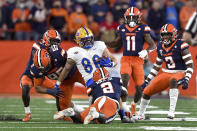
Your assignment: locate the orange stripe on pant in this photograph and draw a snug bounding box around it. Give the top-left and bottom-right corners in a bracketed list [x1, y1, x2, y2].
[144, 72, 185, 96]
[80, 96, 118, 123]
[120, 56, 144, 86]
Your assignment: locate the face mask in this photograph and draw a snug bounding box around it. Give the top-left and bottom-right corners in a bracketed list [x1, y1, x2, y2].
[19, 4, 25, 9]
[129, 21, 136, 27]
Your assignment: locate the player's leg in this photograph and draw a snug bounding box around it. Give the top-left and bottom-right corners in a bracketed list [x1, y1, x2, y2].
[20, 75, 33, 122]
[131, 63, 144, 116]
[168, 73, 185, 119]
[120, 56, 132, 117]
[138, 73, 170, 119]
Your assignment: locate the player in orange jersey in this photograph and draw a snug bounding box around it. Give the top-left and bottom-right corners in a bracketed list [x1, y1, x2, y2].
[137, 24, 193, 119]
[105, 7, 156, 117]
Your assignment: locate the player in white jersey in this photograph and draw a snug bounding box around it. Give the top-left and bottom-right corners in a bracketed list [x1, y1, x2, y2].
[54, 26, 117, 89]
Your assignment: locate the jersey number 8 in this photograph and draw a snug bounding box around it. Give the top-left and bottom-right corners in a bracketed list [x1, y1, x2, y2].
[81, 54, 100, 73]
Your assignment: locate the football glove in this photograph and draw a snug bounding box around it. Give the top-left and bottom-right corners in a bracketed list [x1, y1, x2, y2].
[46, 87, 64, 97]
[177, 77, 189, 90]
[138, 50, 148, 59]
[141, 80, 149, 89]
[99, 57, 114, 67]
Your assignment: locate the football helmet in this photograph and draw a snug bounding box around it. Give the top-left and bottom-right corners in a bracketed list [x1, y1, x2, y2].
[93, 67, 110, 82]
[42, 30, 61, 48]
[124, 7, 141, 27]
[34, 49, 51, 72]
[75, 26, 94, 49]
[160, 24, 177, 46]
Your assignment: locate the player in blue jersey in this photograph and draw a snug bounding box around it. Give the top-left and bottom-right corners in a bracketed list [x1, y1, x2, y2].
[105, 7, 156, 116]
[137, 24, 194, 119]
[54, 67, 135, 124]
[20, 30, 84, 121]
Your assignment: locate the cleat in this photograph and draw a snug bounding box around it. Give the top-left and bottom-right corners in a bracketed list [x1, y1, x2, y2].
[54, 111, 64, 120]
[63, 108, 75, 117]
[135, 114, 145, 120]
[121, 116, 135, 123]
[22, 113, 32, 122]
[167, 112, 175, 119]
[125, 112, 131, 119]
[54, 108, 75, 120]
[131, 102, 137, 116]
[84, 107, 98, 124]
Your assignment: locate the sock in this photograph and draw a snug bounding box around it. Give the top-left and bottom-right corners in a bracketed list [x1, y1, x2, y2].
[24, 106, 31, 114]
[118, 109, 126, 119]
[73, 104, 84, 113]
[138, 98, 150, 116]
[169, 88, 179, 114]
[122, 102, 129, 112]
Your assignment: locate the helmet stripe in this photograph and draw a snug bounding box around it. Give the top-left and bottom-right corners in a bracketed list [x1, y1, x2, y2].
[130, 7, 134, 15]
[83, 27, 89, 36]
[163, 24, 168, 32]
[37, 49, 43, 68]
[98, 67, 105, 79]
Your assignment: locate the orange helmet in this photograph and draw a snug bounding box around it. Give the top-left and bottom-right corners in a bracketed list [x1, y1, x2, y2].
[124, 7, 141, 27]
[42, 30, 61, 48]
[34, 49, 51, 72]
[93, 67, 110, 82]
[160, 24, 177, 46]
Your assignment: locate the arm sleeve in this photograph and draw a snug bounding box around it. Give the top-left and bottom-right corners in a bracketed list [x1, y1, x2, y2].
[144, 25, 151, 34]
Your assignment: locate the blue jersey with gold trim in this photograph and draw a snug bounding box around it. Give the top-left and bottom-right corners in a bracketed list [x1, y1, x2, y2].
[117, 24, 151, 56]
[157, 40, 189, 70]
[91, 77, 121, 102]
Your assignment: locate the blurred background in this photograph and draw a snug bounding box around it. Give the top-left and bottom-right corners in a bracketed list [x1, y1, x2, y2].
[0, 0, 197, 97]
[0, 0, 196, 41]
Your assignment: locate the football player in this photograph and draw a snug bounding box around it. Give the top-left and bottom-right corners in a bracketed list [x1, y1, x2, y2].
[20, 30, 84, 121]
[54, 67, 135, 124]
[137, 24, 194, 119]
[54, 26, 117, 91]
[105, 7, 156, 116]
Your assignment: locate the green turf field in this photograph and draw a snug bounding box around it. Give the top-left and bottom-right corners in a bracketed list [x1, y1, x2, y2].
[0, 97, 197, 131]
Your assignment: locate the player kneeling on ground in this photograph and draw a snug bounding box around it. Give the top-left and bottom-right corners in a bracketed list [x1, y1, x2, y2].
[137, 24, 194, 120]
[54, 67, 135, 124]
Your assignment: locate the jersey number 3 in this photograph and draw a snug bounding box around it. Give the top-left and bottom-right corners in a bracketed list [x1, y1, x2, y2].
[126, 36, 136, 51]
[100, 82, 114, 93]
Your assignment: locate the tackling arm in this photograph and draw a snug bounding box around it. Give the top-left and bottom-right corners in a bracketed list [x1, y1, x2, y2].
[56, 58, 76, 85]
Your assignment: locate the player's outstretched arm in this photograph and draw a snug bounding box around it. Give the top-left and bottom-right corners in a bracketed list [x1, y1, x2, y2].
[144, 33, 156, 53]
[55, 58, 76, 87]
[102, 48, 117, 67]
[105, 34, 122, 48]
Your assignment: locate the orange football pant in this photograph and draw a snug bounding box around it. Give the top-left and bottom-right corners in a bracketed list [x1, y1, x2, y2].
[120, 56, 144, 86]
[144, 72, 185, 96]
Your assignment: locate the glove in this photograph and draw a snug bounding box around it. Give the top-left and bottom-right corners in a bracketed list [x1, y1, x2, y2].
[141, 80, 149, 89]
[99, 57, 114, 67]
[46, 87, 64, 97]
[138, 50, 148, 59]
[177, 78, 189, 90]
